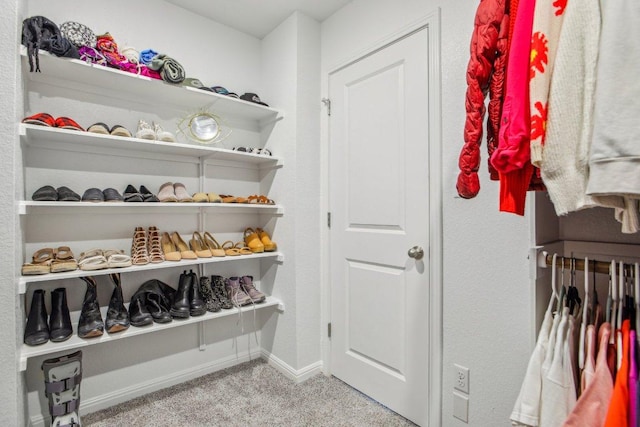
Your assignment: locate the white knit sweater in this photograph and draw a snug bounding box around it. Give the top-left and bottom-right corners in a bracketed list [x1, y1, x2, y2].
[540, 0, 600, 216]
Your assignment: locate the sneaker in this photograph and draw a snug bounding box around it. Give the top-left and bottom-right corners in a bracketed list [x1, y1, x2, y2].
[211, 275, 233, 309]
[136, 119, 155, 140]
[224, 276, 252, 307]
[199, 276, 221, 312]
[240, 275, 265, 303]
[153, 122, 176, 142]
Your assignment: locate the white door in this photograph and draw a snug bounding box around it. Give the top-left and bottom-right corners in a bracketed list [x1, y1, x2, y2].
[329, 28, 431, 425]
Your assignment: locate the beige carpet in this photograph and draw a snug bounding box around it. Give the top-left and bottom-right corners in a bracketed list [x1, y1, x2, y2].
[82, 358, 416, 427]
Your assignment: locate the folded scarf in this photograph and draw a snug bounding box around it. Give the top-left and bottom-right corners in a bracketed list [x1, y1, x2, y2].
[96, 32, 126, 68]
[139, 48, 158, 65]
[120, 46, 140, 64]
[41, 35, 80, 59]
[148, 54, 185, 84]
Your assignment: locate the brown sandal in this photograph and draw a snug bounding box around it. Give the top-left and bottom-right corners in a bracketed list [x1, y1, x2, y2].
[131, 227, 150, 265]
[147, 226, 165, 263]
[21, 248, 55, 275]
[50, 246, 78, 273]
[221, 240, 241, 256]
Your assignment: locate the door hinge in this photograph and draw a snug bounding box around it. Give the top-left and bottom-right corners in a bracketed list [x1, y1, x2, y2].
[328, 322, 332, 338]
[321, 98, 331, 116]
[327, 212, 331, 228]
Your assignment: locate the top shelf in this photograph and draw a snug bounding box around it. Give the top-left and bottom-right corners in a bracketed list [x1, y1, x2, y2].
[21, 49, 281, 125]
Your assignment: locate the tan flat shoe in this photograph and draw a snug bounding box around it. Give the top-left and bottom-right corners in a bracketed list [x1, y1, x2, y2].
[234, 241, 253, 256]
[190, 232, 212, 258]
[256, 227, 277, 252]
[244, 227, 264, 253]
[221, 240, 241, 256]
[203, 232, 226, 257]
[161, 232, 181, 261]
[192, 192, 208, 203]
[207, 193, 222, 203]
[50, 246, 78, 273]
[157, 182, 178, 202]
[21, 247, 55, 275]
[171, 231, 197, 259]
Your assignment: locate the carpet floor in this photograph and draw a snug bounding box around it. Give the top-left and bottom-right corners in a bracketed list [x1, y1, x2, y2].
[82, 358, 416, 427]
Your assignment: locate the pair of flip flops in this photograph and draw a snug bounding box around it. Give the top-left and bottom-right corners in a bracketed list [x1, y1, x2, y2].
[22, 113, 84, 131]
[32, 185, 81, 202]
[87, 122, 132, 138]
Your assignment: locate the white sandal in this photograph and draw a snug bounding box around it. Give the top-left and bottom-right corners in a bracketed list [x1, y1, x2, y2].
[104, 249, 132, 268]
[78, 249, 108, 271]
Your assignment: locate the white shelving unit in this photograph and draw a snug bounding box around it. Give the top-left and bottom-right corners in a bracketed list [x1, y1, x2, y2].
[19, 49, 285, 365]
[19, 296, 284, 371]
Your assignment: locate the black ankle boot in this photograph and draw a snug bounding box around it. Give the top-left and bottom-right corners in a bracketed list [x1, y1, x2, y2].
[24, 289, 49, 346]
[189, 270, 206, 316]
[106, 273, 130, 334]
[170, 271, 191, 319]
[78, 276, 104, 338]
[128, 297, 153, 327]
[49, 287, 72, 342]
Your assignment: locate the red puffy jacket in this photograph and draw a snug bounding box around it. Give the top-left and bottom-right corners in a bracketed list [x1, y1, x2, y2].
[456, 0, 509, 198]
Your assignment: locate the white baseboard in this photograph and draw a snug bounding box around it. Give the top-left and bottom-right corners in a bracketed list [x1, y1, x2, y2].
[29, 349, 262, 427]
[260, 349, 323, 383]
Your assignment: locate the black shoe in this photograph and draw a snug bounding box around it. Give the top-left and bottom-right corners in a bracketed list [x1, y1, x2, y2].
[82, 187, 104, 202]
[32, 185, 57, 201]
[123, 185, 143, 202]
[128, 298, 153, 327]
[170, 271, 191, 319]
[140, 185, 159, 202]
[49, 287, 73, 342]
[56, 186, 81, 202]
[24, 289, 49, 346]
[106, 273, 130, 333]
[189, 271, 206, 316]
[199, 276, 221, 312]
[147, 293, 173, 323]
[78, 277, 104, 338]
[103, 187, 124, 202]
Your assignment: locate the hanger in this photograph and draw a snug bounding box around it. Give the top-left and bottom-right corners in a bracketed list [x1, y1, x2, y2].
[547, 253, 559, 314]
[579, 257, 590, 370]
[557, 257, 567, 314]
[566, 258, 581, 316]
[591, 259, 600, 328]
[616, 261, 624, 370]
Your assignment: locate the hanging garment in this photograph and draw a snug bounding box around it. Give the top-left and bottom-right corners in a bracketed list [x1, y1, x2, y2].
[563, 323, 614, 427]
[528, 0, 567, 166]
[456, 0, 509, 199]
[604, 319, 630, 427]
[628, 331, 637, 427]
[490, 0, 536, 215]
[581, 324, 597, 393]
[540, 307, 577, 427]
[537, 0, 600, 216]
[511, 290, 556, 426]
[586, 0, 640, 206]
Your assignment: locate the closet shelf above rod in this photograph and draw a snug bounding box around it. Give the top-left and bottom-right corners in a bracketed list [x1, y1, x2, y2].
[537, 251, 637, 275]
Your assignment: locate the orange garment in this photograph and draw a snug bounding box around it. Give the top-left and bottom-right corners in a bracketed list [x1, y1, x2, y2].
[604, 319, 630, 427]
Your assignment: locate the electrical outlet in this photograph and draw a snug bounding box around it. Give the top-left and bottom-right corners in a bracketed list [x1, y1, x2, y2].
[454, 364, 470, 394]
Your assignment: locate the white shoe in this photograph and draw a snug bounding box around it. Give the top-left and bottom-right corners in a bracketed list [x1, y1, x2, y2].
[135, 119, 155, 140]
[154, 122, 175, 142]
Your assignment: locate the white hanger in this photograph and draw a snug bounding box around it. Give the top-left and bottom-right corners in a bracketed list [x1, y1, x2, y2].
[616, 261, 624, 370]
[547, 253, 559, 314]
[579, 257, 589, 370]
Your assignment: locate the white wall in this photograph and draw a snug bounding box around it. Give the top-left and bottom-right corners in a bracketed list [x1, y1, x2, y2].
[321, 1, 533, 425]
[1, 0, 26, 425]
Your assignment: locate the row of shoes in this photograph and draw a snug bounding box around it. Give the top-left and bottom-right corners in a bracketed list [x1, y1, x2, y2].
[131, 226, 278, 265]
[21, 113, 177, 142]
[31, 183, 276, 205]
[21, 247, 131, 276]
[23, 272, 266, 346]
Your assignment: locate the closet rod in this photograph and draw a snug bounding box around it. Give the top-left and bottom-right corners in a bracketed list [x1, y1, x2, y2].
[540, 252, 636, 275]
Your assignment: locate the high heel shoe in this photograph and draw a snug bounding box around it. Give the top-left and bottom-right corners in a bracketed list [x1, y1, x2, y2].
[161, 232, 181, 261]
[203, 232, 226, 257]
[131, 226, 150, 265]
[189, 232, 212, 258]
[256, 227, 277, 252]
[147, 226, 165, 263]
[171, 232, 197, 259]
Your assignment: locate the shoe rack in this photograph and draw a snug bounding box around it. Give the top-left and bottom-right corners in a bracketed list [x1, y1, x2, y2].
[17, 49, 285, 371]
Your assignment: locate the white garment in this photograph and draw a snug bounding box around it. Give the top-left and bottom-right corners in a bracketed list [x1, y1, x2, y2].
[539, 0, 600, 215]
[540, 308, 577, 427]
[511, 294, 556, 426]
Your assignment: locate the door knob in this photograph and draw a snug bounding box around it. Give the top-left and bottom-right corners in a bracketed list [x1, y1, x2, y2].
[408, 246, 424, 260]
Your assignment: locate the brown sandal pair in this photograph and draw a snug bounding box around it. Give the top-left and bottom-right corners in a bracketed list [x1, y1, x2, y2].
[22, 246, 78, 275]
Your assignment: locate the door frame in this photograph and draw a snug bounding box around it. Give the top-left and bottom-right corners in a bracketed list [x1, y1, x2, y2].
[320, 8, 443, 427]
